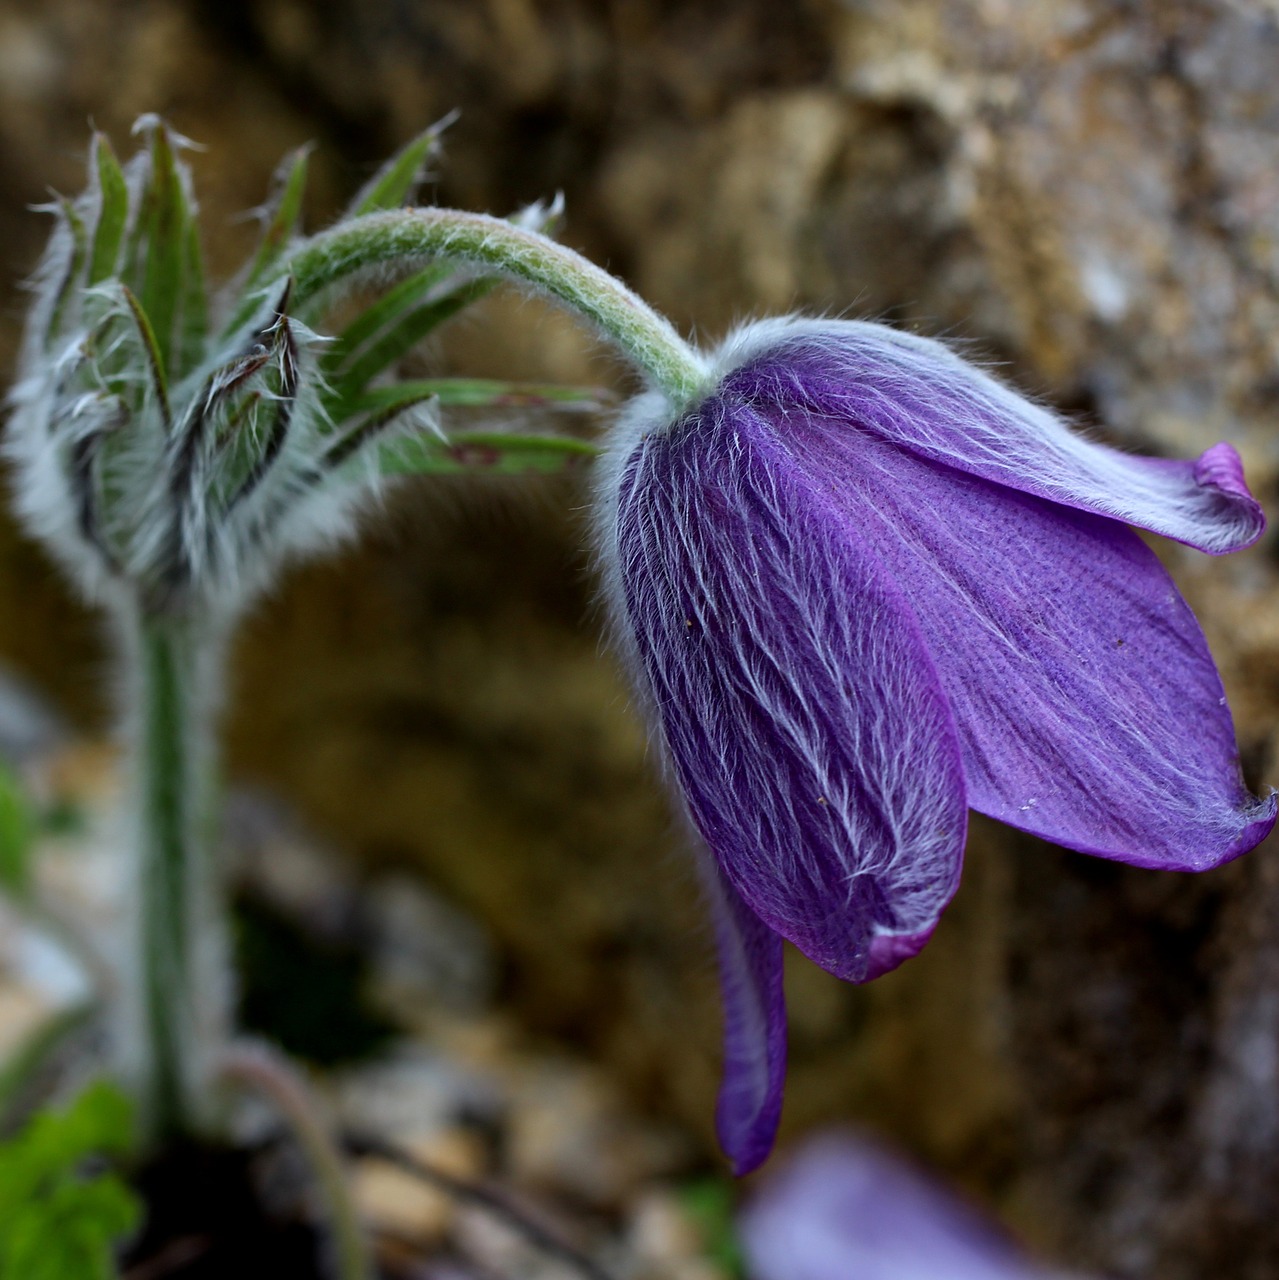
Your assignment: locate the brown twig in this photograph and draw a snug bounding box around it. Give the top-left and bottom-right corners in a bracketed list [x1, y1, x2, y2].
[342, 1129, 615, 1280]
[120, 1234, 211, 1280]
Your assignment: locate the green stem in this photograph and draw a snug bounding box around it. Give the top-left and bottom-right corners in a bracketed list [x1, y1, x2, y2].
[265, 208, 711, 408]
[129, 612, 223, 1143]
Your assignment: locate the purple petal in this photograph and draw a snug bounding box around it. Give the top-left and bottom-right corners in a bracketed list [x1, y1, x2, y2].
[718, 318, 1265, 555]
[865, 926, 935, 980]
[771, 408, 1276, 868]
[697, 855, 787, 1174]
[613, 403, 969, 981]
[740, 1131, 1056, 1280]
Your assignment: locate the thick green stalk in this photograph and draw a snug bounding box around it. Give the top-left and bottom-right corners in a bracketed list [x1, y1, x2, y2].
[127, 612, 224, 1142]
[270, 208, 712, 408]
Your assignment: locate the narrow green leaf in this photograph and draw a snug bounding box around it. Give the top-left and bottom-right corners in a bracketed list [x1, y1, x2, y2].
[135, 123, 185, 378]
[0, 764, 33, 896]
[243, 143, 311, 293]
[44, 200, 88, 346]
[0, 1005, 94, 1129]
[176, 216, 208, 378]
[321, 388, 439, 471]
[85, 134, 129, 287]
[124, 119, 204, 383]
[352, 378, 613, 412]
[346, 112, 455, 218]
[378, 430, 597, 478]
[324, 277, 497, 417]
[119, 284, 171, 427]
[318, 262, 454, 378]
[325, 381, 605, 472]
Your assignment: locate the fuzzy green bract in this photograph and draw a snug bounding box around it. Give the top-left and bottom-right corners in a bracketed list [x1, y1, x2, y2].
[3, 118, 613, 1158]
[7, 116, 601, 615]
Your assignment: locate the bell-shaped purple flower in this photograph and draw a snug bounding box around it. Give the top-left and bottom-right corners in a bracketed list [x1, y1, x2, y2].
[595, 318, 1276, 1175]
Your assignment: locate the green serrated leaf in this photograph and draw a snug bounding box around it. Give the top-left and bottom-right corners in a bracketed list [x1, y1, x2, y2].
[0, 1081, 139, 1280]
[243, 143, 311, 294]
[324, 277, 497, 418]
[0, 763, 34, 897]
[377, 430, 596, 478]
[86, 134, 129, 288]
[346, 114, 454, 218]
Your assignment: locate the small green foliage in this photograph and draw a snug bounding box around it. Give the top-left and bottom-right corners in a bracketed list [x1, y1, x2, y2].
[679, 1177, 746, 1277]
[0, 764, 35, 897]
[0, 1081, 141, 1280]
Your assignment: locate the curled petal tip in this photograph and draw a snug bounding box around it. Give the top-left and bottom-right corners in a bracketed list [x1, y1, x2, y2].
[1218, 788, 1279, 865]
[1192, 442, 1267, 552]
[864, 927, 936, 981]
[717, 319, 1269, 557]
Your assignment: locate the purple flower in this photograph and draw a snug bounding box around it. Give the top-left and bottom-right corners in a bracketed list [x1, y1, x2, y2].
[739, 1130, 1069, 1280]
[595, 318, 1276, 1174]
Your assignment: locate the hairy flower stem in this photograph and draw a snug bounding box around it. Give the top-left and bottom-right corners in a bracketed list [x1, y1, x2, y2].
[270, 208, 712, 408]
[127, 611, 225, 1144]
[217, 1041, 373, 1280]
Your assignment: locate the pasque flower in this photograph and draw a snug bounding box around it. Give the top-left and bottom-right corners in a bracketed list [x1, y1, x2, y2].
[595, 317, 1276, 1174]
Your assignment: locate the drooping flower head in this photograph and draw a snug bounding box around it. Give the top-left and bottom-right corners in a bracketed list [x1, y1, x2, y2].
[595, 317, 1275, 1174]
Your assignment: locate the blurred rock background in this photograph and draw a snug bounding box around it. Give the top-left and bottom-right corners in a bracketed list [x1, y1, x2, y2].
[0, 1, 1277, 1276]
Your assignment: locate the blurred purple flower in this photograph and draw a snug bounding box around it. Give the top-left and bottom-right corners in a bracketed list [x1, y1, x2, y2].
[739, 1131, 1067, 1280]
[595, 318, 1276, 1173]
